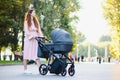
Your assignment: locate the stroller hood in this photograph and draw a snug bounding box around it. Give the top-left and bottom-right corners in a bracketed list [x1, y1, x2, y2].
[51, 28, 73, 44]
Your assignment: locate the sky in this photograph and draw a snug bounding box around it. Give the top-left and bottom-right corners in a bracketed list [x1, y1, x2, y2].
[74, 0, 110, 44]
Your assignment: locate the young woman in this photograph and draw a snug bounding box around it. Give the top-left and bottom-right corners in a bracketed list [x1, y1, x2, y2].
[23, 9, 43, 74]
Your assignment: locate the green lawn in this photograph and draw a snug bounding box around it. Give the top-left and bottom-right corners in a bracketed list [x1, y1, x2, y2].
[0, 60, 22, 65]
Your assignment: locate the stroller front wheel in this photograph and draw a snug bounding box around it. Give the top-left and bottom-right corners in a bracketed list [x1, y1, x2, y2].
[39, 64, 48, 75]
[61, 69, 67, 76]
[68, 67, 75, 76]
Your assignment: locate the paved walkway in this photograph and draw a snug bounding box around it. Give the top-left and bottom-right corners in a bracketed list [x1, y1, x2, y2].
[0, 62, 120, 80]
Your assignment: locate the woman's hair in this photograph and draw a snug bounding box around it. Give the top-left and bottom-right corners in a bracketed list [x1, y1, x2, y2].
[24, 10, 40, 32]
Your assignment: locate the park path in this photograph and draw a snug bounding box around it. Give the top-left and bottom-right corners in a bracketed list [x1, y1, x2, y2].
[0, 62, 120, 80]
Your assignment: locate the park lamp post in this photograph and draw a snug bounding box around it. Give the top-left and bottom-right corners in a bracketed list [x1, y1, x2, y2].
[87, 43, 91, 62]
[40, 15, 45, 28]
[76, 31, 79, 61]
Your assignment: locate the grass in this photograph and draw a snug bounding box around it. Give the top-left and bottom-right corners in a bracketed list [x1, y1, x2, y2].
[0, 60, 22, 65]
[0, 58, 48, 65]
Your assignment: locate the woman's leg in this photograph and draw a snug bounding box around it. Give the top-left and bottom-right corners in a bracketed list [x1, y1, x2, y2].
[23, 59, 32, 74]
[35, 58, 41, 68]
[23, 59, 28, 70]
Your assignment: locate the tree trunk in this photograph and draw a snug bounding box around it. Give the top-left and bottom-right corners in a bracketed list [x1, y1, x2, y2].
[13, 28, 19, 60]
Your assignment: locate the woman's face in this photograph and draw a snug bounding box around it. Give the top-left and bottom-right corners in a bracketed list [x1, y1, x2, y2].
[31, 10, 35, 17]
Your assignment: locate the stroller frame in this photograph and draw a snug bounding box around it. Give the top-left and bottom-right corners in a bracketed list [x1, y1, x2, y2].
[36, 37, 75, 76]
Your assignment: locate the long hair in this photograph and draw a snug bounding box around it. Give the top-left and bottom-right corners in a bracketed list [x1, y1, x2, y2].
[24, 10, 40, 32]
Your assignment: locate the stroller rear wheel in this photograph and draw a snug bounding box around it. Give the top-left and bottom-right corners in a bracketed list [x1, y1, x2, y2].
[39, 64, 48, 75]
[61, 69, 67, 76]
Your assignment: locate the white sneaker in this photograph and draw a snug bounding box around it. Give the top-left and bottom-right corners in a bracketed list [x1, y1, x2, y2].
[24, 70, 32, 74]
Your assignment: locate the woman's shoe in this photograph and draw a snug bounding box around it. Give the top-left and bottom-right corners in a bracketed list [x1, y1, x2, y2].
[24, 70, 32, 74]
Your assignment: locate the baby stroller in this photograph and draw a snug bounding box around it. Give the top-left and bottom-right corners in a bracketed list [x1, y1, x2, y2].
[36, 28, 75, 76]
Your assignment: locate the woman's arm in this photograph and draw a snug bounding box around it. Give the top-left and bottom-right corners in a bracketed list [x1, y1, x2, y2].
[24, 21, 33, 39]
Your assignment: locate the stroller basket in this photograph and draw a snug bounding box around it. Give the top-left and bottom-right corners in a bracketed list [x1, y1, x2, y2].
[49, 58, 67, 74]
[42, 43, 72, 53]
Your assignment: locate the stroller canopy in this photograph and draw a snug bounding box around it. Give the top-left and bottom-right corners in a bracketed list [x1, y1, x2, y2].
[51, 28, 73, 44]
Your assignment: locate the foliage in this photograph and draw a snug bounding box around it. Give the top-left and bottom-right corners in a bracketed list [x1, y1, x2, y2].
[32, 0, 81, 54]
[0, 0, 31, 60]
[97, 42, 110, 56]
[70, 27, 86, 54]
[102, 0, 120, 58]
[99, 35, 111, 42]
[0, 0, 81, 58]
[32, 0, 80, 38]
[0, 0, 31, 50]
[73, 42, 110, 58]
[0, 60, 22, 65]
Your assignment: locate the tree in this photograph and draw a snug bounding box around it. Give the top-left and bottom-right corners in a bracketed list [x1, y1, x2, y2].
[32, 0, 80, 38]
[102, 0, 120, 58]
[99, 35, 111, 42]
[98, 35, 111, 60]
[77, 42, 98, 57]
[0, 0, 31, 60]
[32, 0, 81, 55]
[0, 1, 20, 50]
[0, 0, 81, 60]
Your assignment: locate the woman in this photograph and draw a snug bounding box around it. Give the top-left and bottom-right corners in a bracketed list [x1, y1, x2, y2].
[23, 9, 43, 74]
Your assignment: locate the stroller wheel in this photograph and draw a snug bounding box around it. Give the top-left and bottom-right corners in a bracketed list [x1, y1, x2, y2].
[39, 64, 48, 75]
[61, 69, 67, 76]
[68, 67, 75, 76]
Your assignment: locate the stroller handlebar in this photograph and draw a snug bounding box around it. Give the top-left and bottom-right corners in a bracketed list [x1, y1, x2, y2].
[35, 36, 49, 41]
